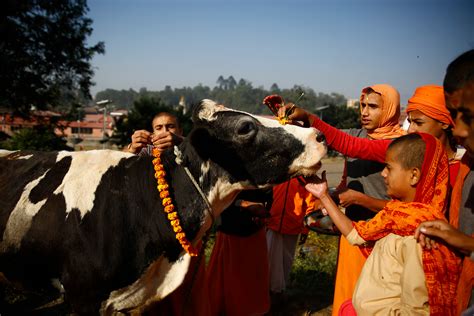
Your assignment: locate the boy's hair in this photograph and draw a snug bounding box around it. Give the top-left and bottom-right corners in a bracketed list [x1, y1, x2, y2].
[444, 49, 474, 94]
[388, 133, 425, 170]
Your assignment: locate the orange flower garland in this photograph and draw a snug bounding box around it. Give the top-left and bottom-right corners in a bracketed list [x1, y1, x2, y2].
[152, 148, 198, 256]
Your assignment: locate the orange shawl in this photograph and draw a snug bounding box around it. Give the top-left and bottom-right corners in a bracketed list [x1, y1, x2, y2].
[360, 84, 406, 140]
[406, 85, 455, 127]
[449, 154, 474, 314]
[353, 133, 461, 316]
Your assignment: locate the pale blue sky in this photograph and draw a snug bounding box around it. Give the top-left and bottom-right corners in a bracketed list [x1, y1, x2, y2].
[87, 0, 474, 105]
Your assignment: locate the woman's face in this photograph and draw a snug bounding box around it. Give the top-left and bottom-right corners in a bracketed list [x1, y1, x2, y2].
[407, 110, 446, 139]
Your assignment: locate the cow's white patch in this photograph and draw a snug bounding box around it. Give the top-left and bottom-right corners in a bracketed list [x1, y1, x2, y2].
[54, 150, 133, 218]
[1, 171, 49, 251]
[197, 99, 229, 121]
[0, 150, 32, 159]
[255, 115, 327, 176]
[206, 177, 248, 219]
[17, 154, 33, 160]
[103, 253, 191, 313]
[0, 150, 16, 158]
[198, 161, 210, 185]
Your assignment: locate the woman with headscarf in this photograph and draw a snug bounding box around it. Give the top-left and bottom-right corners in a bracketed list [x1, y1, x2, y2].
[405, 85, 463, 187]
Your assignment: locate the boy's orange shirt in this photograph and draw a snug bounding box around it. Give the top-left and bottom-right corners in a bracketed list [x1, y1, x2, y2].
[266, 177, 317, 235]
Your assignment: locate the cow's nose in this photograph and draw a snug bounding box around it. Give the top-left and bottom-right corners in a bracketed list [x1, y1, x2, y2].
[316, 132, 326, 143]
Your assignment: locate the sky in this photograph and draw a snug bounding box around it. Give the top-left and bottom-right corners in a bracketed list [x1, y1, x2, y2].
[87, 0, 474, 105]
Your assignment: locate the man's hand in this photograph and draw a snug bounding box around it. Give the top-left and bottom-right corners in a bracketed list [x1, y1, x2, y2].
[277, 103, 315, 127]
[415, 220, 474, 254]
[125, 130, 152, 154]
[338, 189, 362, 208]
[151, 131, 184, 152]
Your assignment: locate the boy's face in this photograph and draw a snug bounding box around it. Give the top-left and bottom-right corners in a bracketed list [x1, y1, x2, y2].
[381, 148, 415, 202]
[407, 109, 447, 139]
[360, 92, 383, 132]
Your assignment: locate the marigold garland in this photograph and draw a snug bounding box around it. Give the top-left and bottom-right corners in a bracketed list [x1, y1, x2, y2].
[152, 148, 198, 256]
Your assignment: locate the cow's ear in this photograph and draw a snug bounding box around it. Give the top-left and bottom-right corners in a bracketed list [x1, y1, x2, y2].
[190, 102, 202, 123]
[188, 127, 213, 160]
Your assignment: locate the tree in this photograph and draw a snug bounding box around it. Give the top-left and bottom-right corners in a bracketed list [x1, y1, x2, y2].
[216, 76, 226, 90]
[227, 76, 237, 90]
[0, 0, 105, 115]
[0, 126, 71, 151]
[270, 83, 280, 93]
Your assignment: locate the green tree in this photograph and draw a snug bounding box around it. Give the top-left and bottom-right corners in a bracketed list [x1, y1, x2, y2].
[227, 76, 237, 90]
[1, 0, 105, 115]
[1, 126, 71, 151]
[216, 75, 226, 90]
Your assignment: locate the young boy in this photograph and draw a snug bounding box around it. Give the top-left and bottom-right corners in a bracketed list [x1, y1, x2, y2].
[305, 133, 460, 316]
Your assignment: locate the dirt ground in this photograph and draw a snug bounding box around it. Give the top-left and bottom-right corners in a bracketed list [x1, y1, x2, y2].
[320, 156, 344, 188]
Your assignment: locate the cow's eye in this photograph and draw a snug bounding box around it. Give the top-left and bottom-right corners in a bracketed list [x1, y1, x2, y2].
[237, 120, 256, 136]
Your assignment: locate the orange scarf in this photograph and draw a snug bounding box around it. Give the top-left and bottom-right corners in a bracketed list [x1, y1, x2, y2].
[406, 85, 455, 127]
[354, 133, 461, 316]
[361, 84, 406, 140]
[449, 155, 474, 314]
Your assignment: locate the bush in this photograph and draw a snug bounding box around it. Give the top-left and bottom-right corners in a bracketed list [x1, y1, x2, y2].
[1, 126, 71, 151]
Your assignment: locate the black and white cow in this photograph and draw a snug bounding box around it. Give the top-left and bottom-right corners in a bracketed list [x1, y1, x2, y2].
[0, 100, 326, 314]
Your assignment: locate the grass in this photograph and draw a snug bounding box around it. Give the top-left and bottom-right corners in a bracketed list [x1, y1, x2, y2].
[277, 232, 338, 316]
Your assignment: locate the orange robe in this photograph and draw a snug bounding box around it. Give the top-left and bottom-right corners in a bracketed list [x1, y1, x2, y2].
[207, 228, 270, 316]
[449, 155, 474, 315]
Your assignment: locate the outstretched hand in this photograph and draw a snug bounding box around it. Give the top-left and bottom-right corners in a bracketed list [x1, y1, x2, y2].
[304, 171, 329, 199]
[277, 104, 313, 127]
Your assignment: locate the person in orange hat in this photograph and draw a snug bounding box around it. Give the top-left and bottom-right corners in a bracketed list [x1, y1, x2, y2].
[416, 49, 474, 315]
[405, 85, 463, 188]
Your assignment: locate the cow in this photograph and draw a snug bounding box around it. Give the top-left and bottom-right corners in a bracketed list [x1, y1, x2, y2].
[0, 99, 326, 314]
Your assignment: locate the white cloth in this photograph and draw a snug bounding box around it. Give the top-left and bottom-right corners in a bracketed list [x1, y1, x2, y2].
[346, 230, 429, 315]
[266, 229, 299, 293]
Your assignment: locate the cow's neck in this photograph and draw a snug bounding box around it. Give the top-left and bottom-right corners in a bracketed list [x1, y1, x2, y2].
[159, 143, 242, 243]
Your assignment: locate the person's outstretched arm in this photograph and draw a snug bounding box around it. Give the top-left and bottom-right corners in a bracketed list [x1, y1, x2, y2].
[338, 189, 389, 212]
[305, 171, 353, 236]
[280, 105, 390, 163]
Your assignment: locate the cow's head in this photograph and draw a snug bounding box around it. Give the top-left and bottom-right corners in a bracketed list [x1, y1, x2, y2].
[189, 99, 326, 187]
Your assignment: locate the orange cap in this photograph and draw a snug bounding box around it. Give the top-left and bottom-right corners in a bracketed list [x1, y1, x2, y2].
[406, 85, 455, 127]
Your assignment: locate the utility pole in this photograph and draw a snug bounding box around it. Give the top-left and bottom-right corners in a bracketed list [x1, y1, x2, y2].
[96, 99, 111, 149]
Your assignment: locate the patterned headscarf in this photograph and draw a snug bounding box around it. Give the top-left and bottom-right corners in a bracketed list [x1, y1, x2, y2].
[353, 133, 460, 316]
[360, 84, 406, 140]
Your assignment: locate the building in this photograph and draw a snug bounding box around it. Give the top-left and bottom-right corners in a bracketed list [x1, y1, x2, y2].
[0, 108, 127, 150]
[346, 98, 359, 109]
